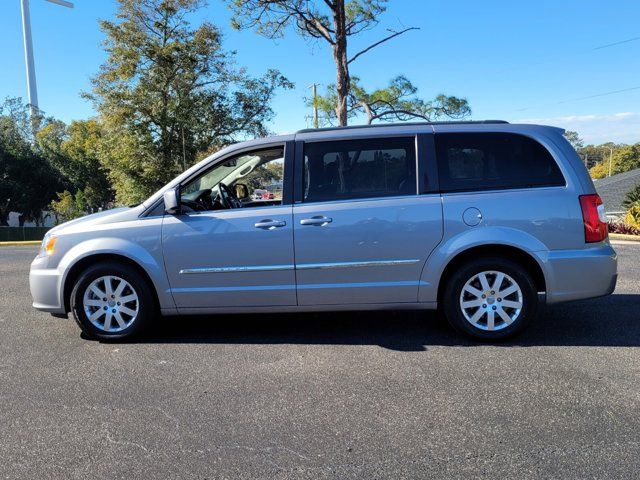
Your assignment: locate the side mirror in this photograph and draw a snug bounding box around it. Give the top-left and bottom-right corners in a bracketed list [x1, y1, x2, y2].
[163, 188, 180, 214]
[234, 183, 249, 199]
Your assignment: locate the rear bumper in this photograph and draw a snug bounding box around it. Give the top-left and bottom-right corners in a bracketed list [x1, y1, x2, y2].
[29, 256, 65, 314]
[543, 244, 617, 304]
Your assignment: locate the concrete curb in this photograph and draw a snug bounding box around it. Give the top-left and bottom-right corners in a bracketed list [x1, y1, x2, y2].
[610, 233, 640, 242]
[0, 241, 41, 247]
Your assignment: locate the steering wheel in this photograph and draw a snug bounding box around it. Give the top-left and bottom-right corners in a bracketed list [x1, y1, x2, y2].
[217, 182, 242, 209]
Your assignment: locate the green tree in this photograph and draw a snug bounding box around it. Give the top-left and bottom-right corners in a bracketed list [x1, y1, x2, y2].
[228, 0, 417, 126]
[564, 130, 584, 151]
[244, 161, 281, 191]
[0, 98, 62, 225]
[49, 190, 87, 223]
[88, 0, 293, 204]
[37, 119, 113, 212]
[589, 143, 640, 179]
[313, 75, 470, 125]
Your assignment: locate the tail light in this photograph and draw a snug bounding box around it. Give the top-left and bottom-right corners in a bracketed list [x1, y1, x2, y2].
[579, 194, 608, 243]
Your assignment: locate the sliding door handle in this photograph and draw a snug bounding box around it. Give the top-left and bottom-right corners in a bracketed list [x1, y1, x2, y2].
[254, 219, 286, 229]
[300, 216, 332, 226]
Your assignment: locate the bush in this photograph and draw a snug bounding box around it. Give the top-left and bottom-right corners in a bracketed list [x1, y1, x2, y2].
[622, 184, 640, 210]
[625, 205, 640, 229]
[608, 221, 640, 236]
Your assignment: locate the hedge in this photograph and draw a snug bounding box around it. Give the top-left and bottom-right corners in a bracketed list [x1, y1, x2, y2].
[0, 227, 51, 242]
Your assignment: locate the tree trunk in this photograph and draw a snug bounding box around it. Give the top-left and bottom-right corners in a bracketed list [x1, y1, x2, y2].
[0, 202, 10, 226]
[361, 101, 374, 124]
[332, 0, 350, 127]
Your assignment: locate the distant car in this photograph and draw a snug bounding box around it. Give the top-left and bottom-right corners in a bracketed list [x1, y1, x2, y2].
[30, 121, 617, 341]
[250, 189, 274, 201]
[252, 189, 267, 201]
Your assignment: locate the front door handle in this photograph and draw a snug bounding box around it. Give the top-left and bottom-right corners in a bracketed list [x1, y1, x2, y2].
[254, 219, 286, 229]
[300, 216, 332, 226]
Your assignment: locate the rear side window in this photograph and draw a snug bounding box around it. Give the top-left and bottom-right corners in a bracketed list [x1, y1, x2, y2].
[435, 133, 565, 192]
[303, 137, 416, 203]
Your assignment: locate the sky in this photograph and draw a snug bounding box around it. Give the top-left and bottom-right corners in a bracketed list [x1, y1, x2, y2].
[1, 0, 639, 144]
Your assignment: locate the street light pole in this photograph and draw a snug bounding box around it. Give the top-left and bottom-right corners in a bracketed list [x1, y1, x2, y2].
[20, 0, 74, 117]
[20, 0, 38, 117]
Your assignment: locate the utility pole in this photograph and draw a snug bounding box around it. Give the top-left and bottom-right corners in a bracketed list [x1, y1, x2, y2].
[608, 147, 614, 177]
[309, 83, 319, 129]
[181, 126, 187, 171]
[20, 0, 74, 117]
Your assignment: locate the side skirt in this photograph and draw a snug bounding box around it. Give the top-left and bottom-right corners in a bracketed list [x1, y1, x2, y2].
[167, 302, 438, 316]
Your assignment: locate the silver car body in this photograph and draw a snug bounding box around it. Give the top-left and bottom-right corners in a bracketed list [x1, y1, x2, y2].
[30, 122, 618, 316]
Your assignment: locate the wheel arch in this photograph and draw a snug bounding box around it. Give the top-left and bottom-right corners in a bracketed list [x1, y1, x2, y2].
[62, 253, 161, 314]
[436, 244, 547, 305]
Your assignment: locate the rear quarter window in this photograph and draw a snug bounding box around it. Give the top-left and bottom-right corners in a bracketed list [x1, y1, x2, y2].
[435, 132, 565, 192]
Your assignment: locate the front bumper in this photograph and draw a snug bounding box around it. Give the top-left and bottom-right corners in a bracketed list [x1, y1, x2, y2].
[543, 244, 618, 304]
[29, 256, 65, 314]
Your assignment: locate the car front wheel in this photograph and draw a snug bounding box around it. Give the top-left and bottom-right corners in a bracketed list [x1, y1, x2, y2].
[443, 257, 538, 340]
[70, 262, 154, 341]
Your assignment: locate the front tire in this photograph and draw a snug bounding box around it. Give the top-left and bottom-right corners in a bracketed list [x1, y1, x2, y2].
[71, 262, 155, 341]
[443, 257, 538, 340]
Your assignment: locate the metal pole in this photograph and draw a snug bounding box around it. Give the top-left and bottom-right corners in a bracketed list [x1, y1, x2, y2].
[20, 0, 39, 117]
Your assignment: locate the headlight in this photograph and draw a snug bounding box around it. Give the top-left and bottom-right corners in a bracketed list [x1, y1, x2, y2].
[39, 234, 57, 257]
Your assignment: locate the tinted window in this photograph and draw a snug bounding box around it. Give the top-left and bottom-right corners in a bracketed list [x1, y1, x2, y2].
[303, 137, 416, 202]
[435, 133, 565, 192]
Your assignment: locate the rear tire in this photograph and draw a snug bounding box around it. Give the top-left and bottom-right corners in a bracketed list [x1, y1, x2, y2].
[442, 257, 538, 340]
[71, 262, 155, 341]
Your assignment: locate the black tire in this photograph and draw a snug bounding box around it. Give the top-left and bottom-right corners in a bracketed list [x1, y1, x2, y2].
[71, 262, 155, 341]
[442, 257, 538, 341]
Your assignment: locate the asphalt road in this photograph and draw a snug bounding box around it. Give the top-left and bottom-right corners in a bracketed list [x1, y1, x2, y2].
[1, 244, 639, 479]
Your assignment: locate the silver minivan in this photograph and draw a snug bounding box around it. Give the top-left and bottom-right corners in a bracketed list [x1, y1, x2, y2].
[29, 121, 617, 341]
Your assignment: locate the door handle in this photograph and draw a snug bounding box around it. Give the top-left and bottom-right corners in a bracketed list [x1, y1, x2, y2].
[254, 219, 286, 229]
[300, 216, 333, 226]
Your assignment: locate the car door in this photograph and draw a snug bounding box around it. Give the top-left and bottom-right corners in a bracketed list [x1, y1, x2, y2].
[162, 143, 296, 310]
[292, 134, 444, 305]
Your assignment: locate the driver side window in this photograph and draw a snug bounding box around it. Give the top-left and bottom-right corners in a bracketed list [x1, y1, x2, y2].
[180, 146, 285, 212]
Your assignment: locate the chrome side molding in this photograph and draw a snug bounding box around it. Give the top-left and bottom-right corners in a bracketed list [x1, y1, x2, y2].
[179, 264, 294, 274]
[179, 258, 420, 275]
[296, 259, 420, 270]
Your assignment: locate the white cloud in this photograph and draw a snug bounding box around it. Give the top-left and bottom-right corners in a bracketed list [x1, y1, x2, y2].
[515, 112, 640, 145]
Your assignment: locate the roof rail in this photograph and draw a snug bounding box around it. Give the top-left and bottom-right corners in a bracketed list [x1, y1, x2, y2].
[296, 120, 509, 134]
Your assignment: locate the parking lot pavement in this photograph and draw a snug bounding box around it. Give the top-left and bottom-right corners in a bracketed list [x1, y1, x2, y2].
[0, 244, 639, 479]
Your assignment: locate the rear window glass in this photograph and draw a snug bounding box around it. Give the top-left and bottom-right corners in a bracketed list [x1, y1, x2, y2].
[435, 133, 565, 192]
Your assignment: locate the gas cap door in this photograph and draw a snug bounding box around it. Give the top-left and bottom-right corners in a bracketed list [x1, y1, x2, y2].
[463, 207, 483, 226]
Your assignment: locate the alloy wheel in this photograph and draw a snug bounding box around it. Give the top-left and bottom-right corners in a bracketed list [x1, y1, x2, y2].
[82, 275, 139, 332]
[459, 270, 523, 331]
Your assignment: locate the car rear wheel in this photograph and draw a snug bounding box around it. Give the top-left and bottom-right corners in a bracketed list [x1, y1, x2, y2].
[71, 262, 154, 341]
[443, 257, 538, 340]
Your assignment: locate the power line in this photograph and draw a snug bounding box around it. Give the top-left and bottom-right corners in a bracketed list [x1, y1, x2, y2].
[557, 86, 640, 104]
[594, 35, 640, 50]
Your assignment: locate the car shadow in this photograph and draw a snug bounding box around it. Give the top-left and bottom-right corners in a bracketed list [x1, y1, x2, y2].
[126, 294, 640, 351]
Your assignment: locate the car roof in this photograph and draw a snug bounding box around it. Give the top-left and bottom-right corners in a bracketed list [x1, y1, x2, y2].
[292, 121, 564, 142]
[219, 121, 565, 152]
